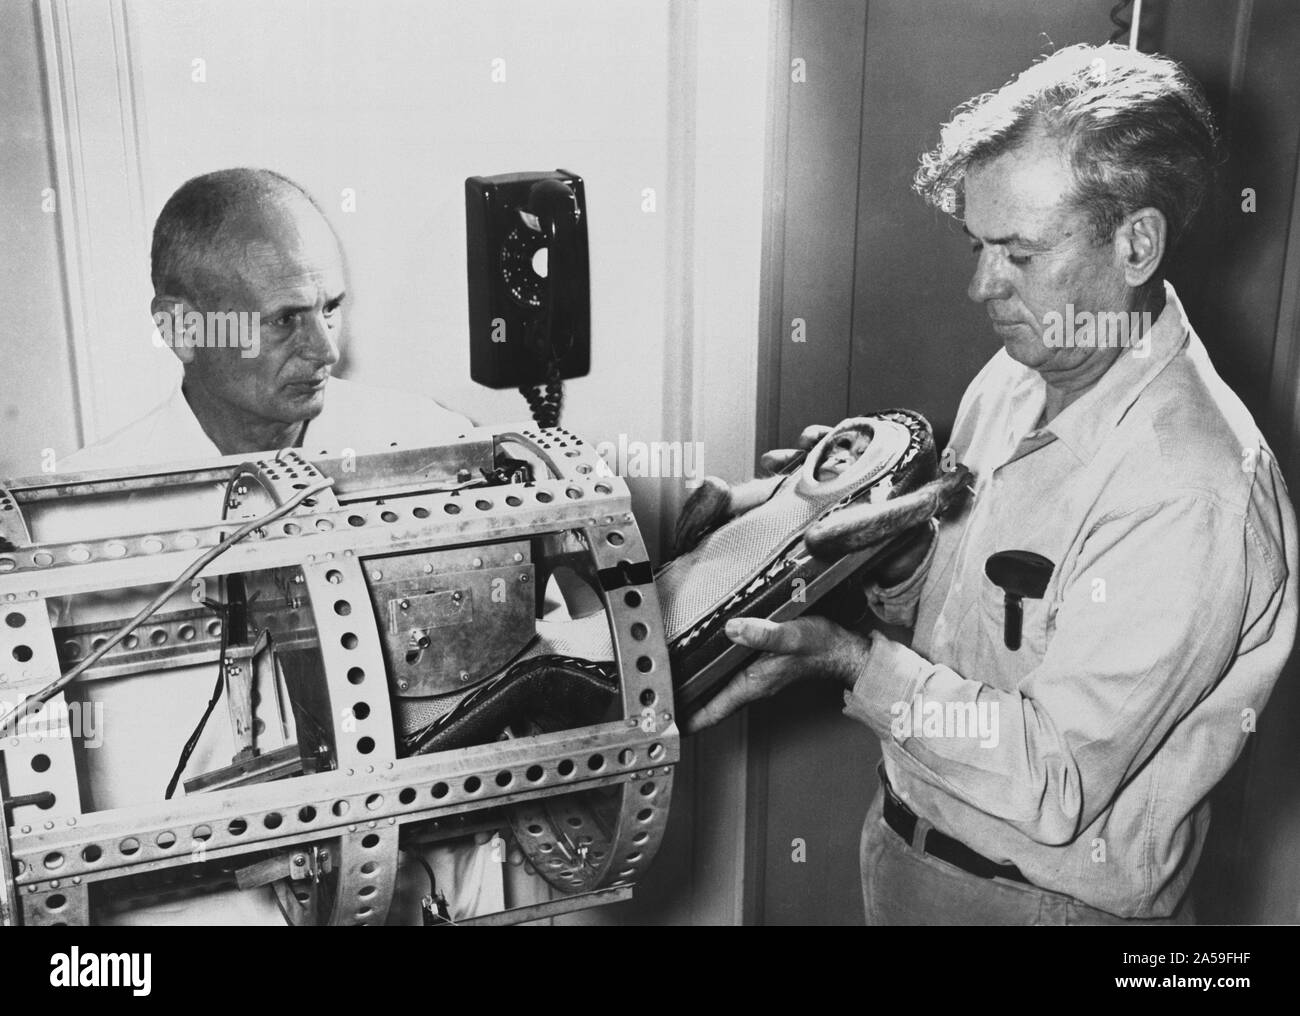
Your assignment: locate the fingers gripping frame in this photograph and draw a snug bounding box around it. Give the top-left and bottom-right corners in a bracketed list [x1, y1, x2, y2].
[0, 425, 679, 925]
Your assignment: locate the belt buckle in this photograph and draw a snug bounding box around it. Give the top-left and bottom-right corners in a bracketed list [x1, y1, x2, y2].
[877, 762, 913, 817]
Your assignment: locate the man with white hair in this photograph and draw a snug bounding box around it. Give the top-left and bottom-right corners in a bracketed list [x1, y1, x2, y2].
[691, 43, 1297, 925]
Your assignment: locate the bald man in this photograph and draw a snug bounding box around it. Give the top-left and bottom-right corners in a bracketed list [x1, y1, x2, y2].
[44, 169, 500, 925]
[67, 168, 469, 467]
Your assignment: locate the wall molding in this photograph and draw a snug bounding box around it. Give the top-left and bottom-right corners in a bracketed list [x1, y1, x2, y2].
[35, 0, 154, 448]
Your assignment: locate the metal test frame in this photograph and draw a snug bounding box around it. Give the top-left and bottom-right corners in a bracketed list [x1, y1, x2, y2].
[0, 424, 678, 926]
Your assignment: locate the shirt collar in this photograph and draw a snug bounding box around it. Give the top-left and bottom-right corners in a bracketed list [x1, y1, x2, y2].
[162, 382, 224, 459]
[1009, 281, 1191, 464]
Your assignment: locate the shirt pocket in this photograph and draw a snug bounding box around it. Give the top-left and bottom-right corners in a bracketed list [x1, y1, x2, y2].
[980, 572, 1051, 674]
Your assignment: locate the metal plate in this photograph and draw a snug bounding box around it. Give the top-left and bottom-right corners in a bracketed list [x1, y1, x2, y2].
[368, 543, 535, 697]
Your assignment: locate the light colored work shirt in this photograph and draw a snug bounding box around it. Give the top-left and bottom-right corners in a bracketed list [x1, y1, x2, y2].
[846, 283, 1298, 918]
[35, 376, 500, 924]
[58, 374, 472, 472]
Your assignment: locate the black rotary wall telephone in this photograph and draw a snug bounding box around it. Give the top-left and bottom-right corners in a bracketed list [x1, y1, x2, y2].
[466, 169, 591, 428]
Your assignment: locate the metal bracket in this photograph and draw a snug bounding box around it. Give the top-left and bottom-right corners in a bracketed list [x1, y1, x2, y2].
[236, 844, 333, 890]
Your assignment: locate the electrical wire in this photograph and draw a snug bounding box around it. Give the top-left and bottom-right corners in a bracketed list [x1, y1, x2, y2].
[404, 847, 438, 894]
[1109, 0, 1142, 48]
[402, 847, 453, 925]
[0, 476, 335, 738]
[163, 598, 234, 800]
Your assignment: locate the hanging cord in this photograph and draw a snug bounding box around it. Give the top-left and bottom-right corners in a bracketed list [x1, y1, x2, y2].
[163, 597, 235, 800]
[403, 848, 453, 925]
[517, 307, 566, 429]
[1109, 0, 1142, 48]
[519, 359, 564, 429]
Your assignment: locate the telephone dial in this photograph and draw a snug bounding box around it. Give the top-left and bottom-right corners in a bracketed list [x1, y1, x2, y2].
[466, 169, 591, 427]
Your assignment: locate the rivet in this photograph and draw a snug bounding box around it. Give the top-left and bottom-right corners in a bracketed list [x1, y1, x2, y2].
[513, 553, 523, 563]
[371, 570, 383, 581]
[348, 825, 357, 833]
[20, 825, 30, 834]
[472, 558, 483, 568]
[399, 600, 410, 610]
[423, 564, 433, 574]
[397, 680, 409, 691]
[346, 768, 355, 776]
[366, 765, 374, 774]
[43, 821, 54, 830]
[72, 876, 81, 885]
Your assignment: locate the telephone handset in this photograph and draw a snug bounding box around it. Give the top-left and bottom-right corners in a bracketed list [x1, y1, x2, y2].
[466, 170, 591, 428]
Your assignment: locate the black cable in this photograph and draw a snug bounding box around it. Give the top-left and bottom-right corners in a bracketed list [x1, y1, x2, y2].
[520, 361, 564, 429]
[403, 847, 437, 894]
[1109, 0, 1135, 44]
[402, 847, 452, 925]
[164, 598, 231, 800]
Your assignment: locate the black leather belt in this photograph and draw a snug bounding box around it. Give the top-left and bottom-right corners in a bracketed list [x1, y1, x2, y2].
[879, 765, 1030, 885]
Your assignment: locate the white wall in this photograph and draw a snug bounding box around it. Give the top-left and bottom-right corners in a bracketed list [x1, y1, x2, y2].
[0, 1, 82, 478]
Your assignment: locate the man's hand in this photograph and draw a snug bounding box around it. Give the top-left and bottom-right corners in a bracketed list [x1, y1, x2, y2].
[684, 615, 872, 733]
